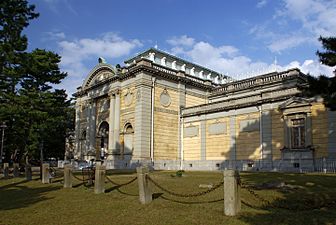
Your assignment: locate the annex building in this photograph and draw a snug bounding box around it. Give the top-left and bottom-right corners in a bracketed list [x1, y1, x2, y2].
[73, 48, 336, 171]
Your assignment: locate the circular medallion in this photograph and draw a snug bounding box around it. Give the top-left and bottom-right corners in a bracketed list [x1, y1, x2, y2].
[160, 89, 171, 107]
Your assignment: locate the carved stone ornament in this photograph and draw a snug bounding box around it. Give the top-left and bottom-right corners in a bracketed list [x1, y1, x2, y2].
[160, 88, 171, 107]
[124, 89, 133, 106]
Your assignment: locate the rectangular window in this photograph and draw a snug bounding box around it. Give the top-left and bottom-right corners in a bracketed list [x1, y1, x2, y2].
[291, 118, 305, 149]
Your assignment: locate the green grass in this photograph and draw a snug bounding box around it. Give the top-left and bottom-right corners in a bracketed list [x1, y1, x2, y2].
[1, 171, 336, 225]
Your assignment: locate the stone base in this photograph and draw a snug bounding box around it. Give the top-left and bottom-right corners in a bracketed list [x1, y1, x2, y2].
[66, 156, 336, 172]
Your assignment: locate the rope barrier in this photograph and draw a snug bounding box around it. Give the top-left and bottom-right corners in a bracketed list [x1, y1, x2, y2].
[105, 176, 137, 187]
[146, 175, 224, 198]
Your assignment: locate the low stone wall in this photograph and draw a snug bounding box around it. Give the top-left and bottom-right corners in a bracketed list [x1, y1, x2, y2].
[58, 157, 336, 172]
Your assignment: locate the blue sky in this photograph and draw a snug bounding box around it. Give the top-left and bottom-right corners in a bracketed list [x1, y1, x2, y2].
[25, 0, 336, 96]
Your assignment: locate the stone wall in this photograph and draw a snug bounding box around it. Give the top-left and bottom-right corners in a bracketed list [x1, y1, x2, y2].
[271, 109, 284, 160]
[235, 112, 261, 160]
[153, 86, 179, 160]
[186, 93, 206, 107]
[205, 118, 231, 160]
[183, 121, 201, 160]
[312, 103, 328, 158]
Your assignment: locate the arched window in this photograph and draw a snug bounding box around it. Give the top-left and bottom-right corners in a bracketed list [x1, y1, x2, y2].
[123, 123, 134, 155]
[98, 121, 109, 156]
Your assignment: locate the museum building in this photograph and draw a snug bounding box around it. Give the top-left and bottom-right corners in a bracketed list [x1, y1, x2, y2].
[73, 48, 336, 171]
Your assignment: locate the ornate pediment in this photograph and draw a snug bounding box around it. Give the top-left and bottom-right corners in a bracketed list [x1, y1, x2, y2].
[279, 97, 312, 114]
[82, 63, 117, 88]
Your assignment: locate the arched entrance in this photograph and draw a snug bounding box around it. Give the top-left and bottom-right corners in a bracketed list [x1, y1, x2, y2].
[97, 121, 109, 160]
[123, 123, 134, 155]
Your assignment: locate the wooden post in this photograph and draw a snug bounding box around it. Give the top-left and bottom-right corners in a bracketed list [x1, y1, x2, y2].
[137, 166, 152, 204]
[224, 170, 241, 216]
[42, 163, 50, 184]
[3, 163, 9, 178]
[25, 164, 32, 181]
[63, 164, 72, 188]
[13, 163, 20, 177]
[94, 164, 105, 194]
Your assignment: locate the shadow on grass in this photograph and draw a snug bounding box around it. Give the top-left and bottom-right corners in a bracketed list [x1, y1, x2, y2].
[237, 172, 336, 225]
[0, 177, 40, 189]
[0, 180, 61, 210]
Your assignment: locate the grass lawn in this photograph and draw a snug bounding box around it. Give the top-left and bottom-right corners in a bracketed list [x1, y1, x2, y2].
[1, 170, 336, 225]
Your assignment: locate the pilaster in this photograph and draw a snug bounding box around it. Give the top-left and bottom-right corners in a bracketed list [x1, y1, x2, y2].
[108, 92, 115, 155]
[200, 120, 206, 160]
[229, 116, 236, 163]
[113, 90, 121, 153]
[261, 110, 272, 160]
[88, 99, 97, 152]
[133, 73, 152, 160]
[75, 102, 81, 158]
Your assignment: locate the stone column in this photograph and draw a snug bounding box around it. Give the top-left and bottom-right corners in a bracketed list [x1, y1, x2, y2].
[42, 163, 50, 184]
[13, 163, 20, 177]
[94, 164, 106, 194]
[3, 163, 9, 178]
[90, 100, 97, 154]
[75, 102, 81, 158]
[108, 92, 115, 155]
[25, 164, 32, 181]
[113, 90, 120, 153]
[86, 101, 91, 154]
[224, 170, 241, 216]
[63, 164, 72, 188]
[137, 166, 152, 204]
[200, 120, 206, 161]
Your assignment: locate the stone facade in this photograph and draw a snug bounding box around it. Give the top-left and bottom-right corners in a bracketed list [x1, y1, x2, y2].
[73, 48, 336, 171]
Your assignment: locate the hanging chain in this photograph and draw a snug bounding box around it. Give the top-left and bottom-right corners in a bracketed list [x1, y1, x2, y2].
[146, 175, 223, 198]
[105, 176, 137, 187]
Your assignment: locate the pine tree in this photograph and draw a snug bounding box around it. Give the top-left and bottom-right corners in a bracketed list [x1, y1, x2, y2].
[317, 36, 336, 74]
[303, 36, 336, 110]
[0, 0, 38, 95]
[0, 1, 72, 162]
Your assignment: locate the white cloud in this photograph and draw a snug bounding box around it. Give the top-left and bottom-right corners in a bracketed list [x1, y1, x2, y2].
[41, 0, 77, 15]
[167, 38, 335, 80]
[43, 31, 66, 41]
[280, 0, 336, 37]
[59, 32, 142, 68]
[251, 0, 336, 53]
[257, 0, 267, 8]
[297, 59, 334, 76]
[267, 35, 312, 53]
[167, 35, 195, 47]
[55, 32, 142, 96]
